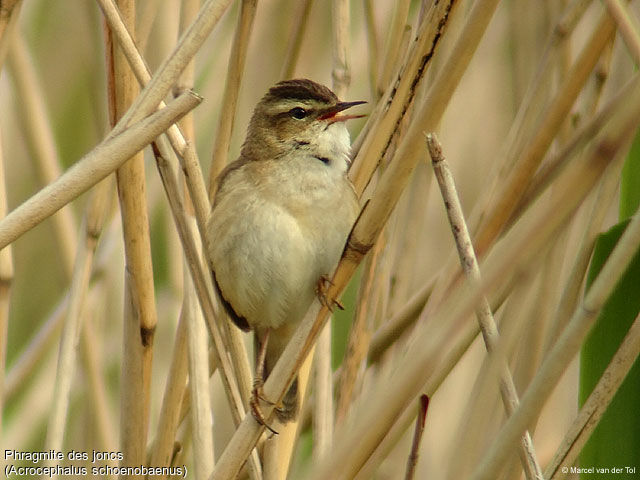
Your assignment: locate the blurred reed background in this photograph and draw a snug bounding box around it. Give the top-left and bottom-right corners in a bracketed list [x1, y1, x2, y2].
[0, 0, 638, 479]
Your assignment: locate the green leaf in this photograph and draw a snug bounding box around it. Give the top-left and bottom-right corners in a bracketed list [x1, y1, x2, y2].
[619, 128, 640, 219]
[579, 219, 640, 478]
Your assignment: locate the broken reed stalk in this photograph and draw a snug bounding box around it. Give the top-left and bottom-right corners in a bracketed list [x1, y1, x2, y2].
[427, 133, 542, 480]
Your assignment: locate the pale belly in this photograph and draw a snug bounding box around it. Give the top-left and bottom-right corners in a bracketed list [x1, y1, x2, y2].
[208, 186, 356, 331]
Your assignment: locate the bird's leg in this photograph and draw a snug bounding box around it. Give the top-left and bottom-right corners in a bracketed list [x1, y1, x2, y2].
[316, 274, 344, 311]
[251, 329, 278, 435]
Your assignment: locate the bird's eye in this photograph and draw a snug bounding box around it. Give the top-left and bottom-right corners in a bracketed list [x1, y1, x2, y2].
[289, 107, 307, 119]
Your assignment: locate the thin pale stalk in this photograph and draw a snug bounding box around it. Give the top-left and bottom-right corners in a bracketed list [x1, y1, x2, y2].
[7, 34, 78, 277]
[79, 289, 118, 457]
[376, 0, 410, 98]
[0, 128, 13, 442]
[43, 177, 113, 462]
[184, 245, 215, 480]
[543, 159, 622, 355]
[208, 0, 257, 199]
[4, 296, 67, 399]
[366, 274, 435, 364]
[167, 0, 201, 293]
[43, 217, 95, 459]
[0, 0, 21, 68]
[362, 0, 380, 100]
[470, 102, 640, 480]
[335, 238, 384, 424]
[3, 349, 56, 450]
[515, 73, 640, 218]
[312, 324, 333, 460]
[499, 0, 592, 182]
[427, 134, 542, 480]
[148, 312, 189, 471]
[474, 6, 617, 255]
[178, 348, 219, 425]
[545, 311, 640, 479]
[151, 138, 244, 421]
[279, 0, 314, 80]
[0, 91, 201, 251]
[603, 0, 640, 64]
[331, 0, 351, 98]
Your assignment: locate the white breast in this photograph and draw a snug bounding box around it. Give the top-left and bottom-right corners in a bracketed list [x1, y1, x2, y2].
[207, 133, 358, 331]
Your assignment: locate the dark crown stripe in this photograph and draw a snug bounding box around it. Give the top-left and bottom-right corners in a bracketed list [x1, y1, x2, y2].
[266, 79, 337, 104]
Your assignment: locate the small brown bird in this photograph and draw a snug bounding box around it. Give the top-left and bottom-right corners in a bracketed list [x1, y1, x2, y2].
[207, 79, 363, 424]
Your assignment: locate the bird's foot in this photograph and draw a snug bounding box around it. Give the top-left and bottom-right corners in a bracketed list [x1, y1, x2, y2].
[250, 377, 279, 435]
[316, 275, 344, 312]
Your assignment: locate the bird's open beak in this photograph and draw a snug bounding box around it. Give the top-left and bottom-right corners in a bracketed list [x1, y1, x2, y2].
[319, 100, 367, 123]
